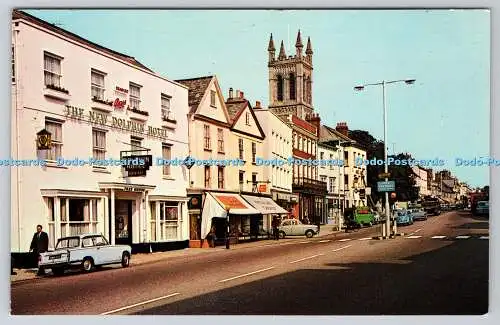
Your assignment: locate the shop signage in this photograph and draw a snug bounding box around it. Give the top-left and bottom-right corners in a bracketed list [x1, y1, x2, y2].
[123, 186, 143, 192]
[64, 105, 168, 138]
[121, 154, 153, 178]
[214, 195, 247, 210]
[258, 184, 267, 193]
[188, 195, 203, 209]
[113, 98, 126, 109]
[36, 129, 52, 150]
[115, 86, 129, 94]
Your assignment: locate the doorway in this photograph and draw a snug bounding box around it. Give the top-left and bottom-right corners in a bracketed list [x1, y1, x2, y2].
[115, 200, 133, 246]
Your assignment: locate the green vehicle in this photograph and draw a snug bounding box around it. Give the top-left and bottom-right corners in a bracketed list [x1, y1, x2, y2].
[344, 206, 375, 228]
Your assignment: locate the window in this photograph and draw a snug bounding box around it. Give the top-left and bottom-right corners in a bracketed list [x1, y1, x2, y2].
[158, 202, 180, 240]
[44, 52, 62, 87]
[252, 142, 256, 164]
[239, 171, 245, 190]
[162, 144, 171, 176]
[217, 128, 224, 153]
[59, 198, 100, 236]
[329, 177, 336, 193]
[344, 151, 349, 166]
[42, 120, 62, 161]
[204, 166, 211, 188]
[239, 138, 244, 160]
[129, 83, 141, 109]
[277, 75, 284, 101]
[82, 237, 93, 247]
[131, 137, 142, 151]
[218, 166, 225, 189]
[203, 125, 211, 150]
[321, 175, 327, 184]
[91, 70, 105, 100]
[330, 154, 334, 169]
[289, 73, 296, 100]
[92, 129, 106, 161]
[161, 94, 171, 120]
[245, 112, 251, 126]
[150, 202, 156, 242]
[210, 90, 216, 107]
[320, 152, 324, 166]
[252, 173, 257, 184]
[11, 45, 15, 83]
[344, 175, 349, 188]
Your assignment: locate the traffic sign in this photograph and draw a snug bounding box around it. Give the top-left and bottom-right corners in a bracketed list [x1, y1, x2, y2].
[377, 181, 395, 192]
[378, 172, 391, 179]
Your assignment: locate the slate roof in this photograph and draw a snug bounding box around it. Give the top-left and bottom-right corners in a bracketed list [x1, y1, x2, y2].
[175, 76, 214, 114]
[225, 98, 248, 123]
[12, 10, 154, 73]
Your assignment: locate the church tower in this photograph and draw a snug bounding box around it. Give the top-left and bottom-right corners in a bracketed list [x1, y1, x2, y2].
[267, 30, 314, 120]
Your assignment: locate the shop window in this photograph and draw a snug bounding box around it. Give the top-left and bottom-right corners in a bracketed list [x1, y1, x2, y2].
[59, 198, 100, 237]
[150, 202, 156, 242]
[159, 202, 179, 241]
[47, 197, 55, 249]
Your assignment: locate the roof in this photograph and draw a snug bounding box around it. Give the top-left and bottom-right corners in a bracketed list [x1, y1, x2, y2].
[12, 10, 154, 73]
[320, 125, 354, 144]
[175, 76, 214, 114]
[225, 98, 248, 123]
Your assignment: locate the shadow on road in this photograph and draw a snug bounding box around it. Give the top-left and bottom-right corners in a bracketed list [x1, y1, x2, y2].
[135, 239, 488, 315]
[453, 222, 489, 230]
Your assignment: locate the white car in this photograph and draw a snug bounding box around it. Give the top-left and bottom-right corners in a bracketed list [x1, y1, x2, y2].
[39, 233, 132, 276]
[278, 219, 319, 238]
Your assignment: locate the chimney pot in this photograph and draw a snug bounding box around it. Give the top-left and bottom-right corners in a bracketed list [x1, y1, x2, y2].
[255, 101, 261, 108]
[240, 91, 244, 99]
[229, 87, 233, 99]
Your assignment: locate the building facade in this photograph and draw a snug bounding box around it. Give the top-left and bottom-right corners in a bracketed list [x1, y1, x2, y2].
[267, 31, 327, 224]
[253, 106, 296, 211]
[411, 165, 431, 197]
[11, 10, 190, 264]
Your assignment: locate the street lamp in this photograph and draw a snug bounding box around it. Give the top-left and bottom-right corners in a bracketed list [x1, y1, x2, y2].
[354, 78, 415, 238]
[225, 205, 230, 249]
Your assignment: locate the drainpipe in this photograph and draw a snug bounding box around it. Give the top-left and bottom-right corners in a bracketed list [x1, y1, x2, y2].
[13, 25, 22, 253]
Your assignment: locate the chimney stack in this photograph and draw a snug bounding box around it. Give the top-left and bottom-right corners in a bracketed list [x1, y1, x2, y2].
[306, 113, 321, 137]
[229, 87, 233, 99]
[240, 91, 244, 99]
[255, 100, 261, 109]
[336, 122, 349, 137]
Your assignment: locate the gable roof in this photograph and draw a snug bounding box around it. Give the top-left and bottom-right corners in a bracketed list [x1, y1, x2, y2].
[225, 97, 266, 139]
[12, 10, 154, 73]
[175, 76, 214, 114]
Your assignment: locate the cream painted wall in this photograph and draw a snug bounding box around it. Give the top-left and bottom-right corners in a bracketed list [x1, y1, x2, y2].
[11, 18, 189, 252]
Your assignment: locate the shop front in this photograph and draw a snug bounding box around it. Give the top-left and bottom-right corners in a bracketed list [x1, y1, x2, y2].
[241, 195, 289, 234]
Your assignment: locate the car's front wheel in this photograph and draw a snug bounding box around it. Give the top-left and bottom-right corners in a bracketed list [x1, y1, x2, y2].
[82, 257, 94, 272]
[121, 252, 130, 268]
[279, 231, 286, 239]
[305, 230, 314, 238]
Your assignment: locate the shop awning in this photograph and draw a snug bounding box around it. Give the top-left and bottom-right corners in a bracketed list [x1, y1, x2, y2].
[200, 192, 260, 239]
[242, 195, 288, 215]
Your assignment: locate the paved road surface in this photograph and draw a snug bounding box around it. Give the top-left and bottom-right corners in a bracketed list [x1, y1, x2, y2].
[11, 210, 488, 315]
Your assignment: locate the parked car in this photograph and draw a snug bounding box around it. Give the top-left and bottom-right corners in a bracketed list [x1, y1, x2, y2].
[278, 219, 319, 238]
[396, 210, 414, 226]
[38, 234, 132, 276]
[409, 208, 427, 221]
[476, 201, 489, 216]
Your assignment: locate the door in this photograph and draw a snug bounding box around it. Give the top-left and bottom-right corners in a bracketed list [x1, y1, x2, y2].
[115, 200, 132, 246]
[189, 214, 201, 240]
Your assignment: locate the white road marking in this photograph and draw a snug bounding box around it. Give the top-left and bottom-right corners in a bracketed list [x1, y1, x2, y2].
[456, 236, 471, 239]
[289, 254, 324, 264]
[218, 267, 276, 283]
[406, 235, 422, 239]
[101, 292, 180, 315]
[479, 236, 489, 240]
[318, 240, 331, 243]
[358, 237, 373, 241]
[299, 241, 309, 244]
[338, 238, 352, 242]
[414, 228, 422, 233]
[432, 236, 447, 239]
[332, 245, 352, 252]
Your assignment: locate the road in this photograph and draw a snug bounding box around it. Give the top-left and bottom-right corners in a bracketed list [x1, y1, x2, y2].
[11, 210, 488, 315]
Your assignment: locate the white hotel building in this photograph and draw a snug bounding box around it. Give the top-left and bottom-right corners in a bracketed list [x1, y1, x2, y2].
[11, 10, 190, 264]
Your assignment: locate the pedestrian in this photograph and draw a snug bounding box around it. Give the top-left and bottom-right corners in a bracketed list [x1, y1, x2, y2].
[303, 216, 310, 225]
[29, 224, 49, 276]
[272, 216, 280, 240]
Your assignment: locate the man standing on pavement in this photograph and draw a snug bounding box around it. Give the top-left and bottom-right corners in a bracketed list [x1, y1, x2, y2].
[272, 216, 280, 240]
[30, 225, 49, 276]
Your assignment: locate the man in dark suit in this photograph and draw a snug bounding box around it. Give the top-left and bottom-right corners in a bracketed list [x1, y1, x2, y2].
[30, 225, 49, 276]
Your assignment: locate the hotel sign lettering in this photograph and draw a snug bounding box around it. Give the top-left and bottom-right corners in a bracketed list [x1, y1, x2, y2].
[64, 105, 168, 138]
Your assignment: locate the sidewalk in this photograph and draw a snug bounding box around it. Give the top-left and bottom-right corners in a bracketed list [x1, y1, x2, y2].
[11, 225, 342, 283]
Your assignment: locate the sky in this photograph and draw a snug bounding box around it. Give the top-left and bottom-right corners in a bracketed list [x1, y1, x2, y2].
[25, 9, 491, 187]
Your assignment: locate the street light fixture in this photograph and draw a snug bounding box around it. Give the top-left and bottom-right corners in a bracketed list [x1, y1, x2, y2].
[354, 78, 415, 239]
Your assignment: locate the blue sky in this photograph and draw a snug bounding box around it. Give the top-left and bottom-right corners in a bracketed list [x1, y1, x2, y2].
[25, 9, 490, 187]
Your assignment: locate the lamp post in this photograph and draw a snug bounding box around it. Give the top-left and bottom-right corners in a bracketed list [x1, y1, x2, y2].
[225, 206, 230, 249]
[354, 78, 415, 238]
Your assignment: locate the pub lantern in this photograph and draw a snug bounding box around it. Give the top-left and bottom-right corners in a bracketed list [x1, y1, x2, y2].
[36, 129, 52, 150]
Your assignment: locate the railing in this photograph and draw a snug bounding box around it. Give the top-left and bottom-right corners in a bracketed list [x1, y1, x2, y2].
[293, 177, 327, 192]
